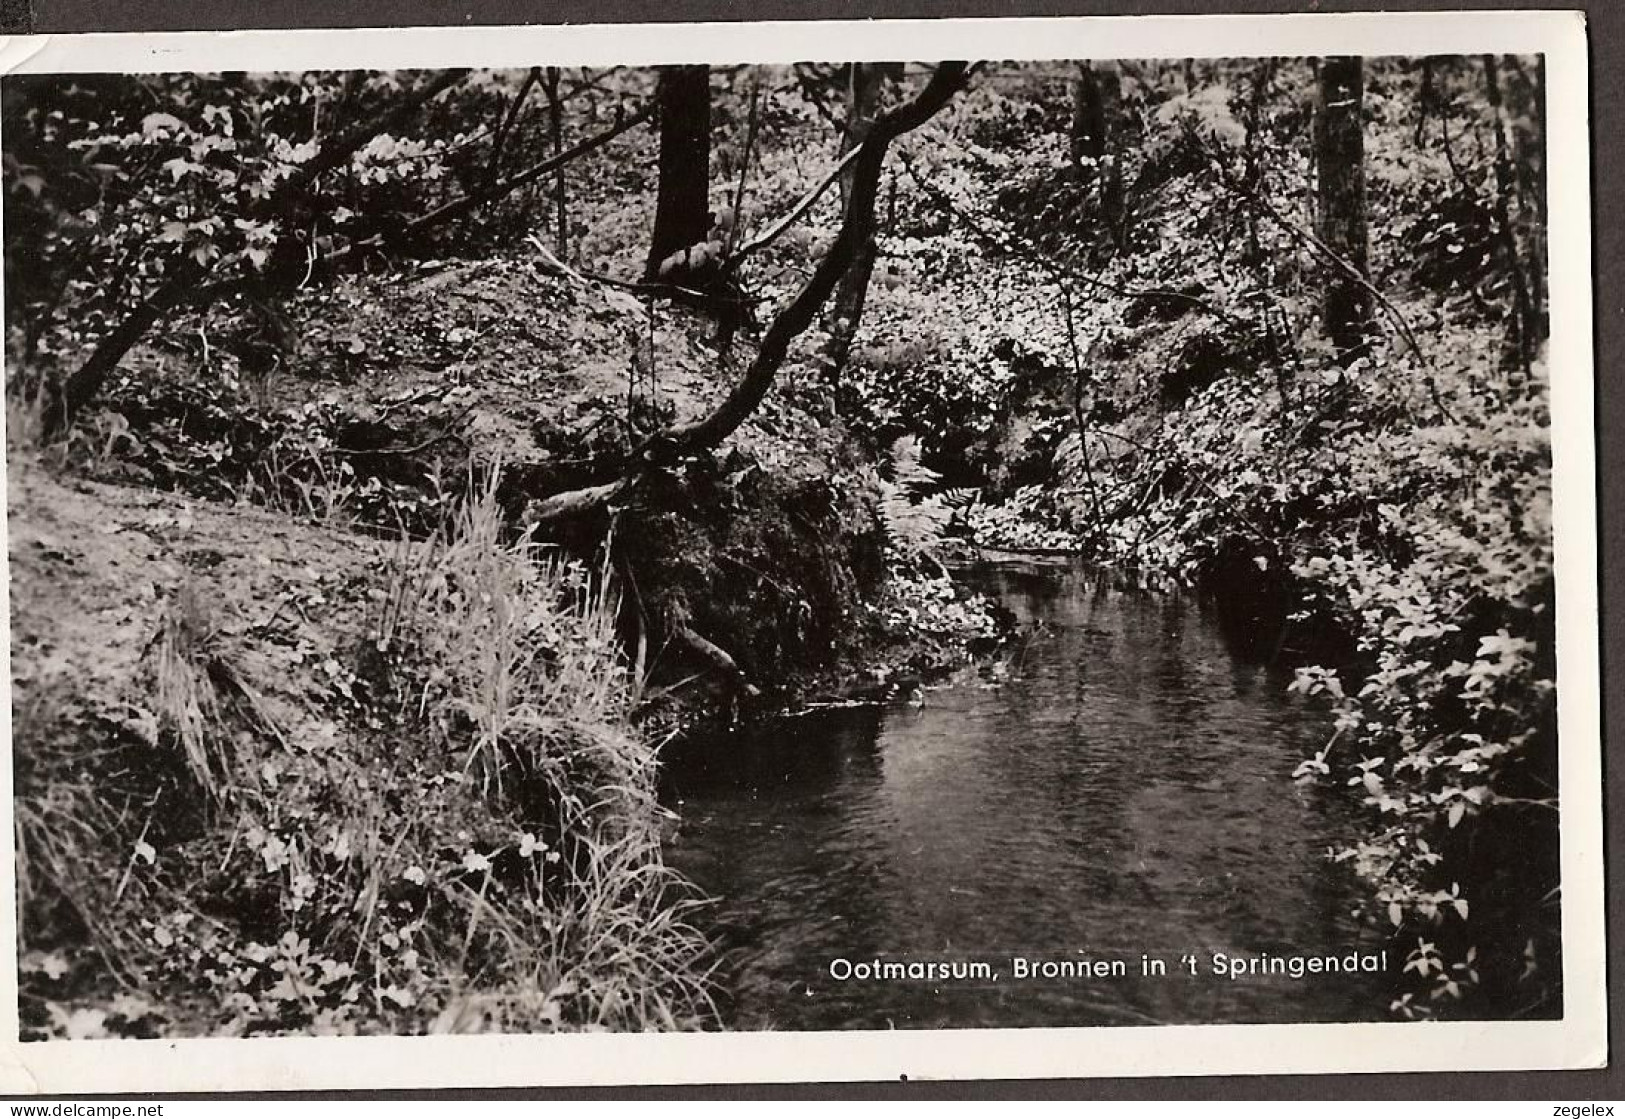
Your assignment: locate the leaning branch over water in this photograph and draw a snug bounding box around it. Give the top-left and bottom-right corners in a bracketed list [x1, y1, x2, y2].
[529, 62, 978, 525]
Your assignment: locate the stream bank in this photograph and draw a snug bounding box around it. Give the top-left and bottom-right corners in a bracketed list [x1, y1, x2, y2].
[9, 261, 1008, 1038]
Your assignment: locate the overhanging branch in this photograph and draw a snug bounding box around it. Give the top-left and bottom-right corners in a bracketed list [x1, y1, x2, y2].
[530, 62, 976, 525]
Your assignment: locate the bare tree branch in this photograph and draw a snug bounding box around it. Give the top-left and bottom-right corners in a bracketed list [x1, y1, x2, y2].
[650, 63, 974, 461]
[898, 149, 1243, 327]
[486, 66, 542, 187]
[1212, 156, 1456, 421]
[530, 62, 977, 525]
[379, 99, 654, 248]
[721, 145, 862, 272]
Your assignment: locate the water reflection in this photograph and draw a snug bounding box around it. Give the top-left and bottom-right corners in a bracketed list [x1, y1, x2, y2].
[661, 563, 1387, 1030]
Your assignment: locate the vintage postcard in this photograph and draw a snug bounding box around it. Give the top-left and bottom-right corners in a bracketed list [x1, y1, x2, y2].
[0, 10, 1603, 1090]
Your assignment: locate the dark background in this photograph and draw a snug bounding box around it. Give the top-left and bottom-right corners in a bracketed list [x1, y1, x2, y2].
[0, 0, 1614, 1103]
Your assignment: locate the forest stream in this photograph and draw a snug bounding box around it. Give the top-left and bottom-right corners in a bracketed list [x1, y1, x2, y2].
[5, 51, 1563, 1043]
[662, 558, 1389, 1030]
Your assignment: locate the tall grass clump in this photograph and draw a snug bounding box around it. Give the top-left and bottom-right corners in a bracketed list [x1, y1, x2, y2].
[369, 469, 718, 1032]
[15, 470, 715, 1038]
[381, 473, 645, 811]
[5, 370, 49, 452]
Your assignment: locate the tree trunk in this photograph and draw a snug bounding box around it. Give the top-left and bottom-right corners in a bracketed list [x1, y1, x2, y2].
[1313, 55, 1371, 365]
[533, 62, 974, 525]
[824, 62, 899, 387]
[1070, 61, 1107, 164]
[1413, 56, 1435, 147]
[46, 265, 200, 435]
[1241, 58, 1278, 266]
[1520, 56, 1548, 347]
[644, 65, 712, 281]
[1483, 52, 1541, 371]
[1069, 61, 1124, 242]
[544, 66, 568, 257]
[486, 67, 540, 190]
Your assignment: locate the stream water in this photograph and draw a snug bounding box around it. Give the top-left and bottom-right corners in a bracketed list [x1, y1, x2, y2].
[660, 559, 1390, 1030]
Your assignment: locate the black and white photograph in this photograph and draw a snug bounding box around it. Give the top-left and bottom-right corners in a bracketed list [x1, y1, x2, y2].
[0, 12, 1604, 1089]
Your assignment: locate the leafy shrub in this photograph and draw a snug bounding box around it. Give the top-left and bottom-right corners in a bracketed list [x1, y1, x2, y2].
[1081, 344, 1558, 1018]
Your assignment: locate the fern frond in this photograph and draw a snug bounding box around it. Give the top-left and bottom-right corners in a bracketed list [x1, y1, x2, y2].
[888, 434, 942, 495]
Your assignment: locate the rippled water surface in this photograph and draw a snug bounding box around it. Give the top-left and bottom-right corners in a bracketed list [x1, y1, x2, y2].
[661, 562, 1388, 1030]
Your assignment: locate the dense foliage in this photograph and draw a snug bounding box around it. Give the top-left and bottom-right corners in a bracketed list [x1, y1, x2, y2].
[5, 54, 1561, 1030]
[833, 56, 1557, 1018]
